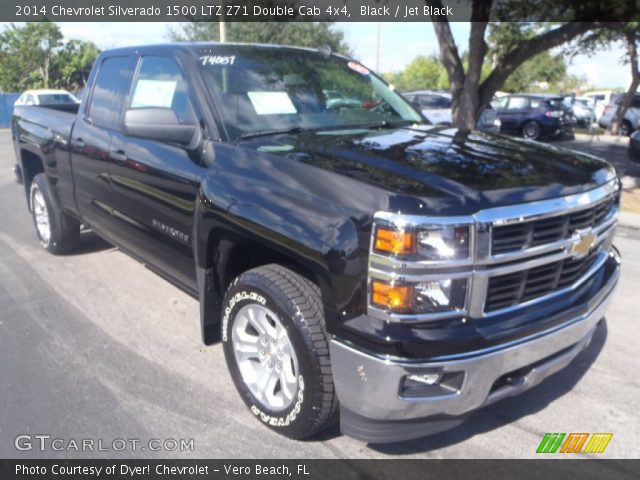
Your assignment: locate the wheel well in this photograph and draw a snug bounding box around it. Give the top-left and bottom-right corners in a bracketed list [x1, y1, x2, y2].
[211, 234, 319, 297]
[20, 150, 44, 206]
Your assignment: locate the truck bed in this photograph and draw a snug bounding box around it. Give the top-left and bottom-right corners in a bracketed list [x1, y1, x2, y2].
[12, 105, 78, 147]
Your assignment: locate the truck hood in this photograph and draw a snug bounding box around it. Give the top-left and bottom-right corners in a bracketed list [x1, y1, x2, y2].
[241, 125, 617, 215]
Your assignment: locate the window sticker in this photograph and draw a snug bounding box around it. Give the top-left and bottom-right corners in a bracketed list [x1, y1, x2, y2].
[200, 55, 236, 66]
[247, 91, 297, 115]
[348, 61, 370, 75]
[131, 79, 177, 108]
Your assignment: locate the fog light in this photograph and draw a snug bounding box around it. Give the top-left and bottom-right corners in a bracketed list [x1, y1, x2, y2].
[400, 371, 465, 398]
[407, 373, 442, 386]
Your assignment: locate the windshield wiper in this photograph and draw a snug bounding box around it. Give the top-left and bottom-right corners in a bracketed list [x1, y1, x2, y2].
[352, 120, 418, 130]
[238, 127, 317, 140]
[238, 121, 420, 141]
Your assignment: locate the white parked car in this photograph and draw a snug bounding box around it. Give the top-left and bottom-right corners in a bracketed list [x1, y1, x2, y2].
[582, 90, 615, 123]
[564, 96, 596, 126]
[403, 90, 501, 133]
[14, 89, 80, 107]
[598, 93, 640, 136]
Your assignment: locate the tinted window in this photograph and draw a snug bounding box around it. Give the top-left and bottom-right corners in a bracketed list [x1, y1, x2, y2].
[632, 96, 640, 108]
[418, 94, 451, 108]
[546, 98, 565, 109]
[38, 94, 77, 105]
[88, 56, 130, 129]
[507, 97, 529, 109]
[198, 47, 421, 140]
[491, 97, 508, 109]
[130, 56, 196, 124]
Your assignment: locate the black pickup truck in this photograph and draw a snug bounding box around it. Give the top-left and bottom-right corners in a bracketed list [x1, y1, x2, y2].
[12, 43, 621, 443]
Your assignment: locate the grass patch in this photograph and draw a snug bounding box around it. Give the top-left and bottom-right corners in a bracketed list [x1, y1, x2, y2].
[574, 126, 607, 136]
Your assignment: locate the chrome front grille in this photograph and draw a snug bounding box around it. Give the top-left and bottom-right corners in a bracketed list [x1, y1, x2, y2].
[491, 195, 618, 255]
[368, 179, 620, 323]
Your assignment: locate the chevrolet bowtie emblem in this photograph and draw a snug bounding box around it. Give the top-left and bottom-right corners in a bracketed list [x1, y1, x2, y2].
[569, 229, 597, 258]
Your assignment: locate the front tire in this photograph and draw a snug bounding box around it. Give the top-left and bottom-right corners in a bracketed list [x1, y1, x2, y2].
[221, 264, 337, 439]
[522, 120, 541, 140]
[30, 173, 80, 255]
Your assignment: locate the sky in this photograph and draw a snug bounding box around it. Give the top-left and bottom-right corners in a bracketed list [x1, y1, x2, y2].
[10, 22, 633, 89]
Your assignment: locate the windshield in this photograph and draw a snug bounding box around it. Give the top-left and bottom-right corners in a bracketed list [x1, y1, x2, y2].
[196, 46, 423, 140]
[38, 93, 78, 105]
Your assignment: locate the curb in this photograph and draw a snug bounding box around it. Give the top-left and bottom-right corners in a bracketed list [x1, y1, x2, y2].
[619, 211, 640, 230]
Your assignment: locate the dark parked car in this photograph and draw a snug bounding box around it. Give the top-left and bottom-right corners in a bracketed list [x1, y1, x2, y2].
[630, 121, 640, 161]
[492, 94, 576, 140]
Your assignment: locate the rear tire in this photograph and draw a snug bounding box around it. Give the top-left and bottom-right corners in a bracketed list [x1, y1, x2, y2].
[522, 120, 541, 140]
[30, 173, 80, 255]
[221, 264, 338, 439]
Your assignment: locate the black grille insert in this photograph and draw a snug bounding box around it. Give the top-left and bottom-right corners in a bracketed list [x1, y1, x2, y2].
[491, 195, 618, 255]
[484, 248, 600, 312]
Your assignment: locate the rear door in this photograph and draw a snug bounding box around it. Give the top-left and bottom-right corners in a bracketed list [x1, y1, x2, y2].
[501, 96, 530, 133]
[70, 55, 132, 232]
[107, 54, 204, 292]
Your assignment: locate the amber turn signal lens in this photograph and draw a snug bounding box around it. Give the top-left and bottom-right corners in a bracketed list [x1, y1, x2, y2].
[371, 281, 413, 311]
[374, 227, 416, 255]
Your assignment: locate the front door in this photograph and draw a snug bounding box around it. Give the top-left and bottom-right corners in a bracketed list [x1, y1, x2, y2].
[108, 55, 204, 292]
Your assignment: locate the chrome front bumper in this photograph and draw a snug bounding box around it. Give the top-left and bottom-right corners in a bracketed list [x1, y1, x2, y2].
[331, 251, 619, 442]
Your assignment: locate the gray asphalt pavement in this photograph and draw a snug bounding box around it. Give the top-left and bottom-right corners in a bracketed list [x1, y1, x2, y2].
[1, 131, 638, 458]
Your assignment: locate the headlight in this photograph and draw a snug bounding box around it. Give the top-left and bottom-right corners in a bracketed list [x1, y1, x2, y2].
[373, 224, 470, 261]
[369, 214, 474, 320]
[371, 278, 467, 314]
[417, 226, 470, 260]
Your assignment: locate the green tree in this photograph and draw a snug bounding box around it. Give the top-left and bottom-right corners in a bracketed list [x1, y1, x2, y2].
[383, 55, 447, 91]
[0, 22, 62, 90]
[52, 40, 100, 90]
[501, 51, 567, 92]
[0, 22, 99, 92]
[402, 56, 444, 91]
[572, 23, 639, 133]
[169, 22, 351, 56]
[427, 0, 637, 129]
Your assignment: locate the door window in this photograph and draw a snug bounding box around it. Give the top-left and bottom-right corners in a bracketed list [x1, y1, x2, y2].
[87, 56, 130, 129]
[491, 97, 508, 109]
[506, 97, 530, 110]
[129, 56, 196, 125]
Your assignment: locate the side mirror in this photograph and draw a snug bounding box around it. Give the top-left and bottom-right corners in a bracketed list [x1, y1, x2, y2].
[123, 108, 197, 145]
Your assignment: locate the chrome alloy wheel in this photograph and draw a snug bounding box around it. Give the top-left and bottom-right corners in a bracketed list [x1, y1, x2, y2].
[232, 304, 299, 411]
[31, 187, 51, 246]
